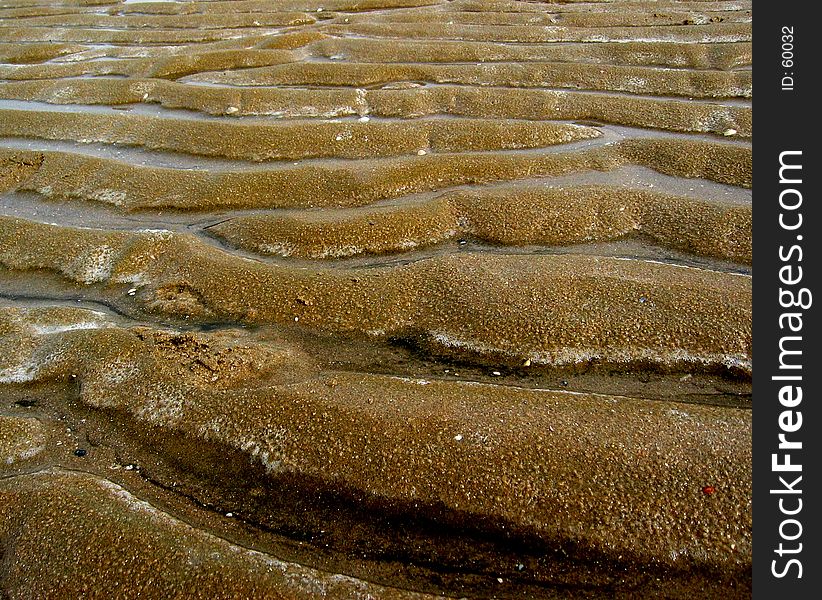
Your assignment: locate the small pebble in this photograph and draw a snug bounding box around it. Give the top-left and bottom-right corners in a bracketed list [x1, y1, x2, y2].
[723, 128, 737, 136]
[454, 434, 463, 441]
[417, 149, 427, 156]
[491, 371, 501, 376]
[226, 106, 239, 114]
[226, 512, 234, 518]
[127, 288, 137, 296]
[523, 359, 531, 367]
[497, 578, 504, 584]
[358, 116, 370, 123]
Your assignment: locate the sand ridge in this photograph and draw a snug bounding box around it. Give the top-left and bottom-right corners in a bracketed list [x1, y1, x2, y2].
[209, 184, 752, 263]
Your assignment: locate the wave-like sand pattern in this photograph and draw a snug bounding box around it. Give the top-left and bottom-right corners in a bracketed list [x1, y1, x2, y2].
[183, 61, 751, 99]
[210, 184, 752, 263]
[0, 216, 752, 373]
[308, 37, 753, 68]
[1, 80, 752, 138]
[0, 306, 750, 574]
[0, 108, 602, 159]
[1, 138, 750, 211]
[323, 21, 752, 43]
[0, 0, 752, 597]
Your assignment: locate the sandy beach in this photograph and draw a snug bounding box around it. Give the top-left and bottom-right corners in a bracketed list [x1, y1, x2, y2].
[0, 1, 751, 598]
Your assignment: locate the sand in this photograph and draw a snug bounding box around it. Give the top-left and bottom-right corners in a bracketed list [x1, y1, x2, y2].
[0, 0, 752, 598]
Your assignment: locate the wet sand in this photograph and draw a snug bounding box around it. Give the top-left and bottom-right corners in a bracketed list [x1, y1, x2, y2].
[0, 0, 751, 598]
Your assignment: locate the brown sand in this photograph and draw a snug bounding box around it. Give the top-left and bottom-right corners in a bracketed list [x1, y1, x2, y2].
[0, 109, 602, 160]
[1, 306, 752, 560]
[0, 0, 752, 597]
[182, 61, 750, 99]
[0, 216, 751, 373]
[0, 469, 441, 599]
[0, 414, 46, 467]
[0, 307, 751, 595]
[308, 38, 753, 68]
[1, 139, 750, 212]
[0, 78, 752, 135]
[210, 185, 752, 263]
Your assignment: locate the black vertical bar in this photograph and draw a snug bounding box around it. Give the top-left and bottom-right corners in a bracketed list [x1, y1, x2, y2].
[754, 5, 820, 597]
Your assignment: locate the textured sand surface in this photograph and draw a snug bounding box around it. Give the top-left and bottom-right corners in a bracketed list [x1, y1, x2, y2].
[0, 0, 751, 598]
